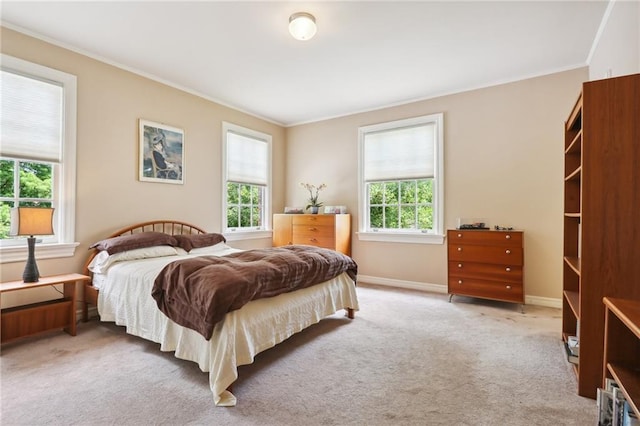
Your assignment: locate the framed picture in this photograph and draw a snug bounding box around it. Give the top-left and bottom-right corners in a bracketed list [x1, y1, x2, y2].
[139, 119, 184, 184]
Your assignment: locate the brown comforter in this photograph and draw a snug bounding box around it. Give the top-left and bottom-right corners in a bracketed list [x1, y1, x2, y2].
[151, 245, 357, 340]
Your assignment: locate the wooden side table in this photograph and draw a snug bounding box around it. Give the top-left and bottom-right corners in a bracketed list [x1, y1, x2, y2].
[0, 273, 91, 344]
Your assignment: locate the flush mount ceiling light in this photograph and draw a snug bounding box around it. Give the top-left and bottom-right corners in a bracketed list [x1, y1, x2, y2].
[289, 12, 317, 41]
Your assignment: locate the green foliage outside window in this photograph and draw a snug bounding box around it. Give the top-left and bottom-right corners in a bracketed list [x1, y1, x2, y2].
[0, 159, 53, 239]
[368, 179, 433, 231]
[226, 182, 263, 229]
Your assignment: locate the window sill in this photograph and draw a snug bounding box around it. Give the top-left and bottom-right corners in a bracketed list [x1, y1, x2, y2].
[357, 231, 444, 244]
[0, 242, 81, 264]
[223, 230, 272, 242]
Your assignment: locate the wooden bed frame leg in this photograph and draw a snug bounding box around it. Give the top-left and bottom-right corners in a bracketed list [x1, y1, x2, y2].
[346, 308, 355, 319]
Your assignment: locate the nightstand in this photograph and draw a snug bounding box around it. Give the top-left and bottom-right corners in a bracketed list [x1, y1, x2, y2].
[0, 273, 91, 344]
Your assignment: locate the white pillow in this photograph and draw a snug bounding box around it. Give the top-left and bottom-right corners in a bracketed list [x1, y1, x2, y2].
[188, 242, 231, 255]
[88, 245, 179, 274]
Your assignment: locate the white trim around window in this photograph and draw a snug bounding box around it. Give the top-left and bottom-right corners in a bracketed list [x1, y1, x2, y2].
[221, 122, 272, 241]
[357, 113, 444, 244]
[0, 54, 79, 262]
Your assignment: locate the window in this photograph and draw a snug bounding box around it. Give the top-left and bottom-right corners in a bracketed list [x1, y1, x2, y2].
[222, 122, 271, 240]
[358, 113, 444, 244]
[0, 54, 78, 262]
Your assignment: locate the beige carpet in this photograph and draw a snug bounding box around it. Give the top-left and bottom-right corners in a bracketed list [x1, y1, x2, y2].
[1, 284, 595, 425]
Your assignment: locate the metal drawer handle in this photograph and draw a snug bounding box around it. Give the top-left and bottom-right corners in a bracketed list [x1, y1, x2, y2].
[506, 267, 511, 272]
[505, 249, 511, 254]
[458, 280, 463, 284]
[457, 247, 463, 252]
[505, 234, 511, 239]
[457, 263, 462, 268]
[506, 285, 512, 290]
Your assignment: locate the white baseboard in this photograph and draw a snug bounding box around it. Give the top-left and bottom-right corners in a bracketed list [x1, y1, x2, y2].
[357, 274, 562, 308]
[76, 306, 98, 320]
[524, 295, 562, 309]
[358, 275, 447, 294]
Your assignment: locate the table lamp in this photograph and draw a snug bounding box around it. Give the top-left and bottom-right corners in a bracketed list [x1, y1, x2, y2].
[10, 207, 55, 283]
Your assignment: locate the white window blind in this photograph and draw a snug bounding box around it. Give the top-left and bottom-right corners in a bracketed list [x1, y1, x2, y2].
[226, 131, 268, 186]
[1, 70, 63, 163]
[363, 123, 435, 182]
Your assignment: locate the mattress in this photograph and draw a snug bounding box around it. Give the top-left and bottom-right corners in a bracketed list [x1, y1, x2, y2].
[94, 247, 359, 406]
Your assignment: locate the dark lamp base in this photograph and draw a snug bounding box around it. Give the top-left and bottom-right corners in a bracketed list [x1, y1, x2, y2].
[23, 236, 40, 283]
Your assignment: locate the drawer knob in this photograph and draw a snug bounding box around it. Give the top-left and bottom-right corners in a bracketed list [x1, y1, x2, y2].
[457, 233, 462, 238]
[506, 285, 512, 290]
[458, 280, 463, 284]
[457, 247, 463, 252]
[505, 234, 511, 239]
[505, 249, 511, 254]
[505, 267, 511, 272]
[457, 263, 463, 268]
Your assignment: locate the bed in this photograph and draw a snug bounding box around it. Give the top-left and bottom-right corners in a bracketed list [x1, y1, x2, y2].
[82, 220, 359, 406]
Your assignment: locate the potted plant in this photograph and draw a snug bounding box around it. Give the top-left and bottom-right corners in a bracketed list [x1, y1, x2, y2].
[300, 182, 326, 214]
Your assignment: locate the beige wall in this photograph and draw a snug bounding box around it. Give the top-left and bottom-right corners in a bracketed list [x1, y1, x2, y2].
[286, 68, 588, 302]
[589, 0, 640, 80]
[1, 25, 589, 307]
[0, 27, 285, 306]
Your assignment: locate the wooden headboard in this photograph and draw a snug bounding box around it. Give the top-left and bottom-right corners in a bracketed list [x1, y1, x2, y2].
[82, 220, 207, 276]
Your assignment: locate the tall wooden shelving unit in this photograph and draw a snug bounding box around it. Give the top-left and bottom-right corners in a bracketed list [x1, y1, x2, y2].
[562, 73, 640, 399]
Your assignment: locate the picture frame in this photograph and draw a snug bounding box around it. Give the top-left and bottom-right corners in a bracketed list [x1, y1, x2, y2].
[139, 119, 184, 184]
[323, 205, 347, 214]
[284, 207, 304, 214]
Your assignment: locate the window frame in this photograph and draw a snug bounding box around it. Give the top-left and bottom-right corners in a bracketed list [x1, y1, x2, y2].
[357, 113, 444, 244]
[0, 54, 79, 263]
[221, 122, 272, 241]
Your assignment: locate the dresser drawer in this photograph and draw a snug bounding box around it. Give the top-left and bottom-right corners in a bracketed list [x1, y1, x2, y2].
[292, 215, 335, 226]
[448, 244, 523, 265]
[447, 230, 522, 246]
[448, 261, 522, 283]
[448, 277, 524, 303]
[292, 234, 335, 248]
[293, 224, 334, 236]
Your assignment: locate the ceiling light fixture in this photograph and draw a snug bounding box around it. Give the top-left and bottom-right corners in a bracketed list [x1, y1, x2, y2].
[289, 12, 317, 41]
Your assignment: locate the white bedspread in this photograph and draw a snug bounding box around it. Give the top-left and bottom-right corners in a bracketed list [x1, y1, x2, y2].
[95, 248, 359, 406]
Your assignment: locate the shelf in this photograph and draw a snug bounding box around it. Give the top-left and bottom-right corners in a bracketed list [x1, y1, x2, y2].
[604, 298, 640, 339]
[607, 363, 640, 418]
[565, 166, 581, 181]
[1, 298, 73, 344]
[565, 130, 582, 155]
[564, 290, 580, 319]
[566, 93, 583, 132]
[564, 256, 581, 275]
[603, 297, 640, 419]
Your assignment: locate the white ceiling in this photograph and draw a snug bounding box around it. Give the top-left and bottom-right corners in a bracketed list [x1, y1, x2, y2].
[1, 1, 609, 126]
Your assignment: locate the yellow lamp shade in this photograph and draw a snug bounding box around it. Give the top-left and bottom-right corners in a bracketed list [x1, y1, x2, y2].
[10, 207, 55, 236]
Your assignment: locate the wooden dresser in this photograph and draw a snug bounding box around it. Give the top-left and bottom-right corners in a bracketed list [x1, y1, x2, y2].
[447, 229, 524, 305]
[273, 214, 351, 256]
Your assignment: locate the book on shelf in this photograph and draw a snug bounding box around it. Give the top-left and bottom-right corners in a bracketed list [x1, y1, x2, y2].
[623, 400, 639, 426]
[613, 387, 626, 426]
[598, 379, 639, 426]
[567, 335, 579, 356]
[564, 341, 578, 364]
[598, 387, 614, 426]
